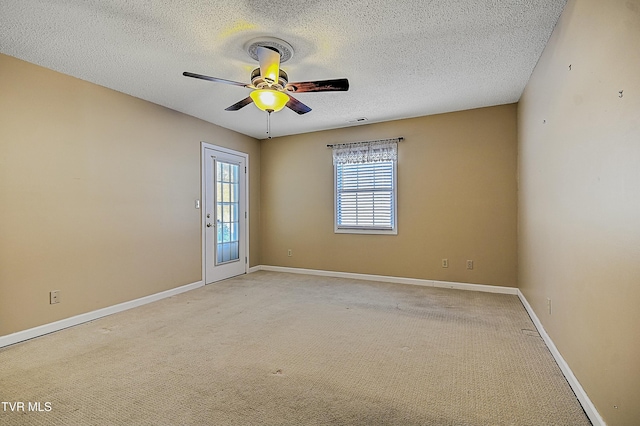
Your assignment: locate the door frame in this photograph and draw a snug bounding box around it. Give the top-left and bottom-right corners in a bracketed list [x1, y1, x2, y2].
[201, 142, 250, 283]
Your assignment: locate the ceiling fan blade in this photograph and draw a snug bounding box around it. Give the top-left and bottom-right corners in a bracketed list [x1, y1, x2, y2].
[257, 46, 281, 86]
[285, 78, 349, 93]
[225, 97, 254, 111]
[183, 71, 251, 88]
[285, 95, 312, 115]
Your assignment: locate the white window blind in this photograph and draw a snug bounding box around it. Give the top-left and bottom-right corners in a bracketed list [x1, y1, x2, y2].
[332, 138, 399, 234]
[336, 161, 395, 229]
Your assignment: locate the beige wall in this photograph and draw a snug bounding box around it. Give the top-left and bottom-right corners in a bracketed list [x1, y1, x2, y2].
[0, 54, 261, 336]
[261, 105, 518, 287]
[517, 0, 640, 424]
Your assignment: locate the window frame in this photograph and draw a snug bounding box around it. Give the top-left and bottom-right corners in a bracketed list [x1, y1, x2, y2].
[333, 159, 398, 235]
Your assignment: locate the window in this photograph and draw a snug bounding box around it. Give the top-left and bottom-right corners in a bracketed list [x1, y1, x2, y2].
[333, 139, 399, 234]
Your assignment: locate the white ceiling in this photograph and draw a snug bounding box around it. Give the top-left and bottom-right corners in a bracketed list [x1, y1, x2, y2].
[0, 0, 566, 140]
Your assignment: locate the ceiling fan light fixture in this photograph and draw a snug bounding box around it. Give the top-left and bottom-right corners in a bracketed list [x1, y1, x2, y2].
[250, 89, 289, 112]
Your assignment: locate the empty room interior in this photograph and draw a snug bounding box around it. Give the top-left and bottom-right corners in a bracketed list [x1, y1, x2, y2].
[1, 0, 638, 425]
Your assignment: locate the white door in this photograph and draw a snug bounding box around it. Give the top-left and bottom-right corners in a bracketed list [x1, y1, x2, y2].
[203, 146, 247, 283]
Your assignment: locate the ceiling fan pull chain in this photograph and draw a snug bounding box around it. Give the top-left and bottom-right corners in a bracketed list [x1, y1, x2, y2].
[267, 110, 272, 139]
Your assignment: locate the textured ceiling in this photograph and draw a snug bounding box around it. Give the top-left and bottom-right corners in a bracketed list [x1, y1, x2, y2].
[0, 0, 566, 139]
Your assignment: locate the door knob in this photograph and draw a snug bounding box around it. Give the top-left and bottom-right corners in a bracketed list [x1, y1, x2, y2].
[206, 223, 213, 228]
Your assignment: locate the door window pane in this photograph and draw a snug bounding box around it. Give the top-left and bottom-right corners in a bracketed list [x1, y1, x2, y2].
[215, 160, 241, 265]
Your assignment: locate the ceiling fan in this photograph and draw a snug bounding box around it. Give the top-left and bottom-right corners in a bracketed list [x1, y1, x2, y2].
[183, 37, 349, 115]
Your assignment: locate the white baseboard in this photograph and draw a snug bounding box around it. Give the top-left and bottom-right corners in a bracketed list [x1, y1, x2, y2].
[517, 290, 605, 426]
[247, 265, 262, 274]
[0, 280, 204, 349]
[253, 265, 518, 295]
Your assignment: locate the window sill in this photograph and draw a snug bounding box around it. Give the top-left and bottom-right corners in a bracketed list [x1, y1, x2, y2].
[334, 227, 397, 235]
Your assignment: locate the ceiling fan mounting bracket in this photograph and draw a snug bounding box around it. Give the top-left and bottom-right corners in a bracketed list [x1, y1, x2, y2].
[250, 68, 288, 90]
[245, 37, 294, 63]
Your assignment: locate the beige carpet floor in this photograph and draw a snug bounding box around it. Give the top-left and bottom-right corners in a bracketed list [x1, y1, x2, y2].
[0, 271, 590, 425]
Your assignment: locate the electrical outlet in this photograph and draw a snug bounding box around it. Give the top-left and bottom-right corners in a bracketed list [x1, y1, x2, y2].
[50, 290, 60, 304]
[442, 259, 449, 268]
[466, 260, 474, 270]
[547, 298, 552, 315]
[287, 249, 292, 257]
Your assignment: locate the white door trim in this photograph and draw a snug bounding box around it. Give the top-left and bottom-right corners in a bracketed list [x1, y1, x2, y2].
[201, 142, 249, 283]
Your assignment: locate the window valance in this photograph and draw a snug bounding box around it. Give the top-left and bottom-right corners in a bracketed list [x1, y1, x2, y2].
[330, 137, 402, 165]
